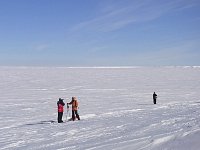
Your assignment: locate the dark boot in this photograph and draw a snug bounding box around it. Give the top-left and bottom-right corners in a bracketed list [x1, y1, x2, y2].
[75, 110, 80, 120]
[58, 112, 63, 123]
[153, 99, 156, 104]
[72, 110, 76, 121]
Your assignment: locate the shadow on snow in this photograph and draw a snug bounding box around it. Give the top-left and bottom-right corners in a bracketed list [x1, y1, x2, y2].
[25, 120, 56, 126]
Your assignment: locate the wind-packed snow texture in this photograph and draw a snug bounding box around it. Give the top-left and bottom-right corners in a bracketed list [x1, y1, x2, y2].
[0, 66, 200, 150]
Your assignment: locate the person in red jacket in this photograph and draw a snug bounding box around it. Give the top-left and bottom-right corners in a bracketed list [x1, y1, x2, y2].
[57, 98, 65, 123]
[67, 97, 80, 121]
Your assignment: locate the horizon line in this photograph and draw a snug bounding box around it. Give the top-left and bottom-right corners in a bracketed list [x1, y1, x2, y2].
[0, 65, 200, 69]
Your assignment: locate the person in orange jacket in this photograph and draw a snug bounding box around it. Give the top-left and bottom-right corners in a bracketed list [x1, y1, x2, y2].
[67, 97, 80, 121]
[57, 98, 65, 123]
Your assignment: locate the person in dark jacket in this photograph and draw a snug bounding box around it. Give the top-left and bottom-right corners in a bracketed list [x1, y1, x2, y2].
[67, 97, 80, 121]
[57, 98, 65, 123]
[153, 92, 157, 104]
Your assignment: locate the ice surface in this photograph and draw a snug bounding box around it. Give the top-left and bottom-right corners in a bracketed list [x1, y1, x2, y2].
[0, 66, 200, 150]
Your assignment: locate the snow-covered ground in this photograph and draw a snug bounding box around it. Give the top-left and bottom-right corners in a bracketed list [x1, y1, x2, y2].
[0, 66, 200, 150]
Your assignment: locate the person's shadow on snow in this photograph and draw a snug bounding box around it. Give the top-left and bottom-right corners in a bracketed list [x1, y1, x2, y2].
[24, 120, 56, 126]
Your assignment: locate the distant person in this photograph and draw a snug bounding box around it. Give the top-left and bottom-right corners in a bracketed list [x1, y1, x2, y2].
[57, 98, 65, 123]
[153, 92, 157, 104]
[67, 97, 80, 121]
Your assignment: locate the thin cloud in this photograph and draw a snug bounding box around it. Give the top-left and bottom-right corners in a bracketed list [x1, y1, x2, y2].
[71, 0, 197, 32]
[35, 44, 49, 51]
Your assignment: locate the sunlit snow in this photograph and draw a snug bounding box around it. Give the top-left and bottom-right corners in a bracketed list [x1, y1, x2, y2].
[0, 66, 200, 150]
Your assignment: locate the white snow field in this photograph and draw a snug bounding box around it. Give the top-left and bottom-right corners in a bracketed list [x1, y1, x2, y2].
[0, 66, 200, 150]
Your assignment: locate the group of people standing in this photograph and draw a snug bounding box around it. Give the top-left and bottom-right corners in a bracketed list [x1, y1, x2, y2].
[57, 92, 157, 123]
[57, 97, 80, 123]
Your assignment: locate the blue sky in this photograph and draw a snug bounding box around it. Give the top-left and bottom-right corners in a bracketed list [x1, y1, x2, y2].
[0, 0, 200, 66]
